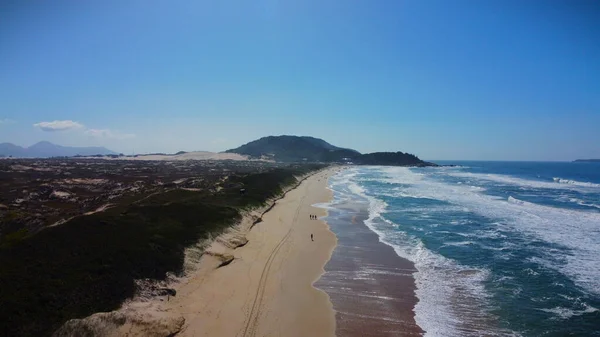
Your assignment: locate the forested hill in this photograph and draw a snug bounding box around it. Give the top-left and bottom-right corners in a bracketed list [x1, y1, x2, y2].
[225, 136, 359, 162]
[225, 135, 435, 166]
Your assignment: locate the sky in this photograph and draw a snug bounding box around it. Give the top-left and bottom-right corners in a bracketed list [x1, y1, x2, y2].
[0, 0, 599, 161]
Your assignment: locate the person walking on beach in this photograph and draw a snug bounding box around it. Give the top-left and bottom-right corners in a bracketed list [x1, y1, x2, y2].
[311, 233, 314, 241]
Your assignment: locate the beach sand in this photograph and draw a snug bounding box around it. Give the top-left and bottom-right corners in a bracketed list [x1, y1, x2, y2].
[159, 168, 339, 337]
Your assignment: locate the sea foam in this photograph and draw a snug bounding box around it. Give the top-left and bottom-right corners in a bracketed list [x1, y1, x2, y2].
[446, 171, 599, 192]
[379, 166, 600, 296]
[539, 304, 599, 320]
[332, 170, 513, 337]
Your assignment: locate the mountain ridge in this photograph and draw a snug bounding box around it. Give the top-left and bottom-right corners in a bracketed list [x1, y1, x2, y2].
[0, 141, 116, 158]
[1, 136, 433, 166]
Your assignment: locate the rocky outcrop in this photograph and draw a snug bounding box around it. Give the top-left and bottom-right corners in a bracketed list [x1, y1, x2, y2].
[53, 308, 185, 337]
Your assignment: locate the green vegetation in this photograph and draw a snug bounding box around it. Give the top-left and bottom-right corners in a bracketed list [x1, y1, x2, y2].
[354, 151, 431, 166]
[0, 164, 325, 337]
[0, 228, 28, 249]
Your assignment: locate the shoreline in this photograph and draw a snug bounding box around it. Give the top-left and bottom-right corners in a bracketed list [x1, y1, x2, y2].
[55, 168, 339, 337]
[316, 172, 423, 336]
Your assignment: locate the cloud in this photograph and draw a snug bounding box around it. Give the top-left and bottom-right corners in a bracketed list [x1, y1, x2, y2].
[32, 120, 135, 140]
[0, 118, 15, 125]
[34, 120, 84, 131]
[85, 129, 135, 139]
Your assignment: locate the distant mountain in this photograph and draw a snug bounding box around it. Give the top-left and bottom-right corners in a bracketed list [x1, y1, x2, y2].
[226, 135, 434, 166]
[0, 143, 25, 157]
[574, 159, 600, 163]
[0, 141, 116, 158]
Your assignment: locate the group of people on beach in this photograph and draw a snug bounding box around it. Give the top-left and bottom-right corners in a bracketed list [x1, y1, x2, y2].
[309, 215, 317, 241]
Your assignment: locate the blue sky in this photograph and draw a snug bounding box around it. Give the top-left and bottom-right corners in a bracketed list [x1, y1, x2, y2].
[1, 0, 598, 160]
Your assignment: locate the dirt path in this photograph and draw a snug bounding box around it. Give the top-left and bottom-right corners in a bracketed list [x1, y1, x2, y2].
[240, 192, 306, 337]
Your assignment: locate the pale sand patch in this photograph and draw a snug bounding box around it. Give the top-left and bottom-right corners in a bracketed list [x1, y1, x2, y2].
[88, 151, 254, 161]
[62, 178, 108, 185]
[51, 191, 71, 199]
[54, 169, 339, 337]
[50, 203, 114, 227]
[84, 203, 113, 216]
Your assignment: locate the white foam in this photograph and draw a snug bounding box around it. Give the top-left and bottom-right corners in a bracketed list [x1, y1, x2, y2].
[379, 167, 600, 296]
[330, 169, 514, 337]
[553, 177, 600, 188]
[567, 197, 600, 209]
[507, 196, 526, 205]
[347, 180, 366, 196]
[441, 241, 476, 247]
[446, 172, 599, 192]
[539, 304, 598, 320]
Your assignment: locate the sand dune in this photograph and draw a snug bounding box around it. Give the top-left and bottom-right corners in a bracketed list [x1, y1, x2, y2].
[103, 151, 251, 161]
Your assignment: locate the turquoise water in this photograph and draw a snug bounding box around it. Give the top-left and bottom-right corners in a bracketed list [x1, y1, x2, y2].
[329, 162, 600, 336]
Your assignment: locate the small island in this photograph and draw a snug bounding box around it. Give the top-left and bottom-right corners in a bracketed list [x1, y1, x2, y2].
[573, 159, 600, 163]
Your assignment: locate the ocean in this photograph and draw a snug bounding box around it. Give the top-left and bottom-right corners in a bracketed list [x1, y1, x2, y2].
[323, 161, 600, 337]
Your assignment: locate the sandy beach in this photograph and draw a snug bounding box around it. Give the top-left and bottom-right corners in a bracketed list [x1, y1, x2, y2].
[157, 168, 338, 337]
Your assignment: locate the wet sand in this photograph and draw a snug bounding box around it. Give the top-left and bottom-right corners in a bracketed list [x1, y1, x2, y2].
[315, 200, 423, 336]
